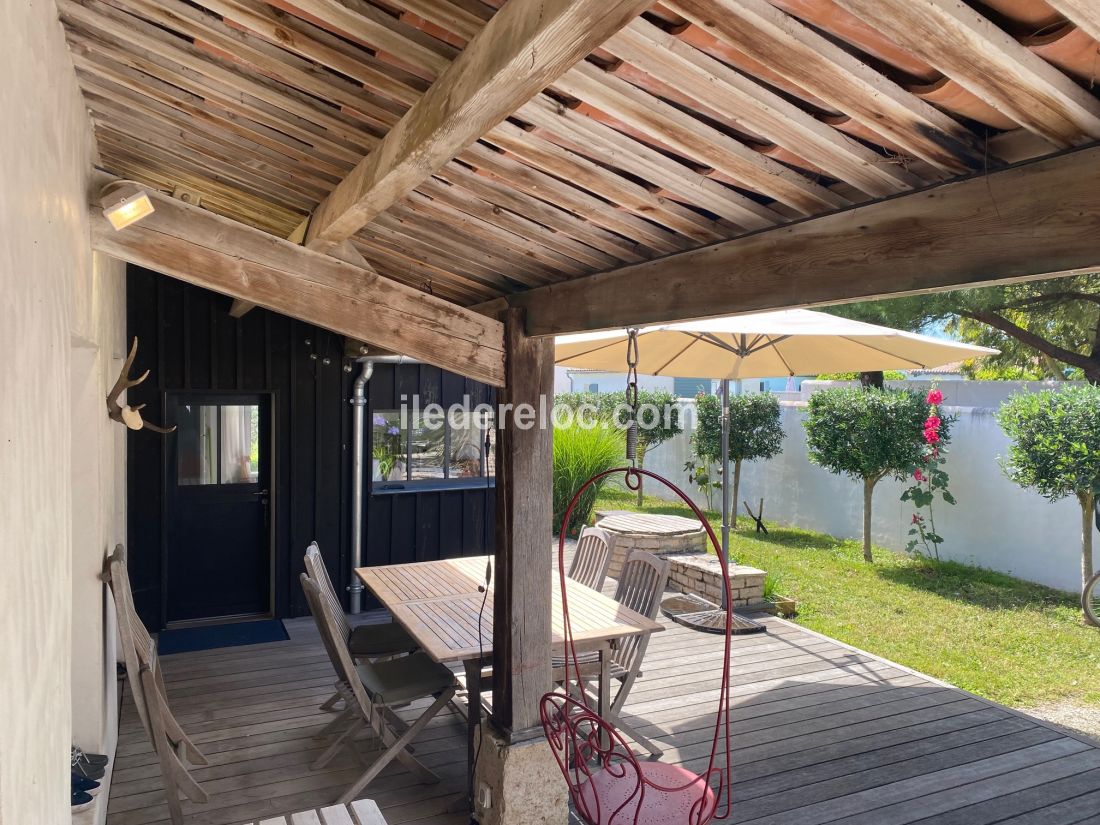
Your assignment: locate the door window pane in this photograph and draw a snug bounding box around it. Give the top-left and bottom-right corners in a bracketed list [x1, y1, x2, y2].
[220, 405, 260, 484]
[178, 405, 218, 486]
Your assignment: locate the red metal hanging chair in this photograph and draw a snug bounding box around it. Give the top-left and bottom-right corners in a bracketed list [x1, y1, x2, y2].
[540, 466, 734, 825]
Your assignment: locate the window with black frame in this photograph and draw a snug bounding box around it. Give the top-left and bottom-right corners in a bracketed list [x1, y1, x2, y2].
[371, 408, 495, 484]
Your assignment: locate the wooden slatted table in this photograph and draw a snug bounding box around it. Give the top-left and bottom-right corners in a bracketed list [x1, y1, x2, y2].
[250, 799, 385, 824]
[356, 556, 663, 807]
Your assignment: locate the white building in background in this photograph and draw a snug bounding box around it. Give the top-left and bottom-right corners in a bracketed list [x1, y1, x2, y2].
[560, 368, 717, 397]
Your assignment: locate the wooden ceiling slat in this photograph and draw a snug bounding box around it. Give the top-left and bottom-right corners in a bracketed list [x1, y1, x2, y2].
[303, 0, 659, 248]
[602, 19, 926, 198]
[458, 143, 678, 258]
[833, 0, 1100, 148]
[483, 121, 724, 244]
[516, 96, 784, 230]
[1047, 0, 1100, 42]
[383, 202, 566, 286]
[59, 0, 373, 153]
[664, 0, 990, 175]
[85, 98, 333, 206]
[95, 151, 303, 235]
[399, 191, 591, 277]
[554, 61, 848, 215]
[68, 43, 350, 182]
[431, 162, 645, 264]
[416, 177, 620, 271]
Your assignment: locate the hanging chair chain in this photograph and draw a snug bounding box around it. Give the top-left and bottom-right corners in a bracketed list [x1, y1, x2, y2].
[625, 327, 639, 465]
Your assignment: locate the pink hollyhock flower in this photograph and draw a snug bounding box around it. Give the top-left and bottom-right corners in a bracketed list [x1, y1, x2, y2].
[924, 428, 940, 444]
[914, 469, 925, 482]
[924, 415, 941, 430]
[927, 389, 943, 405]
[911, 513, 922, 524]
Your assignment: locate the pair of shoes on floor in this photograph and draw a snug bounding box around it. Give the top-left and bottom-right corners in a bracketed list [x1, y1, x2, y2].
[71, 772, 101, 812]
[71, 746, 107, 781]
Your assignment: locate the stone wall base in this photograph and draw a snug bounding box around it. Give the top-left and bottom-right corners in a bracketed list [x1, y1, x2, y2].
[473, 723, 568, 825]
[665, 554, 766, 606]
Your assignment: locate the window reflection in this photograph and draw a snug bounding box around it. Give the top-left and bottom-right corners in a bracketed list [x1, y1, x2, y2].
[178, 405, 218, 486]
[220, 406, 260, 484]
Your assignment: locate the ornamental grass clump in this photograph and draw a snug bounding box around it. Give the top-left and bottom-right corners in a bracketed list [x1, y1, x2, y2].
[996, 384, 1100, 597]
[552, 421, 625, 536]
[805, 387, 952, 562]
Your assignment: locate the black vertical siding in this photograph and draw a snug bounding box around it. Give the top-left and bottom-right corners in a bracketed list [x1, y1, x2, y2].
[126, 267, 495, 628]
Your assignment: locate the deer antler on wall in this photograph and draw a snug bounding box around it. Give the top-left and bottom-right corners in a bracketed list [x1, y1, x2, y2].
[106, 338, 176, 434]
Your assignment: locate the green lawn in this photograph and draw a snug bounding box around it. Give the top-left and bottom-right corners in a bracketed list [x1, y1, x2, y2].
[596, 487, 1100, 710]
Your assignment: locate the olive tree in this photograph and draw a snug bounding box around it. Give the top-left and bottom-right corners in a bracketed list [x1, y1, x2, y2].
[805, 388, 949, 562]
[689, 392, 785, 527]
[996, 385, 1100, 595]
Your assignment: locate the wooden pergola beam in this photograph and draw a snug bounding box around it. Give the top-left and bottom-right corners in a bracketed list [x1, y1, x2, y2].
[501, 144, 1100, 336]
[303, 0, 656, 249]
[91, 185, 506, 386]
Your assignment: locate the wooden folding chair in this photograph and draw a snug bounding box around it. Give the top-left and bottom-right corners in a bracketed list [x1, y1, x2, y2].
[103, 544, 208, 825]
[556, 550, 671, 756]
[304, 542, 416, 714]
[567, 525, 615, 592]
[300, 573, 458, 803]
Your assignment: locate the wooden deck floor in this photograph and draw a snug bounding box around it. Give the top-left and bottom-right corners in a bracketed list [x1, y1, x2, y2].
[107, 612, 1100, 825]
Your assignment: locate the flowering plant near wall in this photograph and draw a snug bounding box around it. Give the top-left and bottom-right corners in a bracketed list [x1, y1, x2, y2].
[372, 414, 403, 480]
[901, 387, 957, 560]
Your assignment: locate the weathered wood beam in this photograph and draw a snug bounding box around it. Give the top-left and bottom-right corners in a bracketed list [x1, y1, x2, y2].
[1046, 0, 1100, 43]
[303, 0, 657, 248]
[91, 185, 505, 385]
[230, 217, 310, 317]
[833, 0, 1100, 149]
[500, 145, 1100, 336]
[493, 308, 553, 734]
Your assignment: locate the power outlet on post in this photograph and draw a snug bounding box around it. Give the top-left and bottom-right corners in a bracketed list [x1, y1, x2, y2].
[478, 783, 492, 811]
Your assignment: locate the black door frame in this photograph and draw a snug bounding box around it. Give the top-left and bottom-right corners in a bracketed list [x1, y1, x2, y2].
[160, 388, 278, 628]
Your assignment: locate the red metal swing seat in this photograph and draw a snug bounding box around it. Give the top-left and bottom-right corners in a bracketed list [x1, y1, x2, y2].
[541, 467, 734, 825]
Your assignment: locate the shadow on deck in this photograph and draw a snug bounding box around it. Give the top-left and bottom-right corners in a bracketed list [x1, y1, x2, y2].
[106, 612, 1100, 825]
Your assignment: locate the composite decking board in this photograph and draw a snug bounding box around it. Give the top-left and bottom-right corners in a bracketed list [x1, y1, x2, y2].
[107, 613, 1100, 825]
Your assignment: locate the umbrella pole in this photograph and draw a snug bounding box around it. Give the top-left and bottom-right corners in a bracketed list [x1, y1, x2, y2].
[720, 378, 731, 594]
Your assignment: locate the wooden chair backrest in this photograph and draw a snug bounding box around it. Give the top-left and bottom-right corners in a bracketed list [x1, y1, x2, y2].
[300, 572, 374, 713]
[304, 542, 352, 642]
[611, 551, 670, 672]
[568, 526, 614, 591]
[105, 544, 159, 735]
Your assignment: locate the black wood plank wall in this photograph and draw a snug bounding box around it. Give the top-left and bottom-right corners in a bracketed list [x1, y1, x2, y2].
[126, 267, 495, 628]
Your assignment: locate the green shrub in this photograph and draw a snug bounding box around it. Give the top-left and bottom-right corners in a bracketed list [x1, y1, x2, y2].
[997, 385, 1100, 596]
[805, 387, 950, 562]
[552, 421, 625, 536]
[556, 389, 682, 505]
[688, 392, 784, 527]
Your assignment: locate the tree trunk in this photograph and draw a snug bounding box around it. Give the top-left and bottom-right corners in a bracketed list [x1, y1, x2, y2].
[732, 459, 742, 529]
[859, 371, 885, 389]
[1081, 490, 1096, 595]
[862, 477, 876, 562]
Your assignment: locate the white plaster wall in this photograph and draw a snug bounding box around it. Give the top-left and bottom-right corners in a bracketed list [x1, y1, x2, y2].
[0, 1, 126, 822]
[644, 386, 1092, 594]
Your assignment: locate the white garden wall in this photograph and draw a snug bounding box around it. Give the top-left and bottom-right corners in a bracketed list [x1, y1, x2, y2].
[643, 381, 1092, 594]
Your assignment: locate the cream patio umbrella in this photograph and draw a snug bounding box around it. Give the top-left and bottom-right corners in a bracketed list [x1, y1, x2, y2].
[556, 308, 997, 559]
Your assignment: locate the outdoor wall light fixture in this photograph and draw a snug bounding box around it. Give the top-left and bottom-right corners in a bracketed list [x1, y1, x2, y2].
[99, 181, 155, 230]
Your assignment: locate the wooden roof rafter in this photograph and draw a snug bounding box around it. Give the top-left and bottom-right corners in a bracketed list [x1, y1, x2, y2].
[57, 0, 1100, 357]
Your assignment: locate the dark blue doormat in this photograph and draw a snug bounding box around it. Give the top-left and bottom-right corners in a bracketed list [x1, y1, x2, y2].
[157, 619, 288, 655]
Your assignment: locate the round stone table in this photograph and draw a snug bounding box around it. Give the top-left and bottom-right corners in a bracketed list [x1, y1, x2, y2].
[595, 512, 708, 578]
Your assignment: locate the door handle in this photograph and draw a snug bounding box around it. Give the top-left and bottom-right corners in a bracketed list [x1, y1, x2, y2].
[253, 489, 270, 497]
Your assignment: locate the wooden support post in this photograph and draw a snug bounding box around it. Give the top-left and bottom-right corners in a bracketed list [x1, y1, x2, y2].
[492, 308, 553, 735]
[476, 308, 563, 825]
